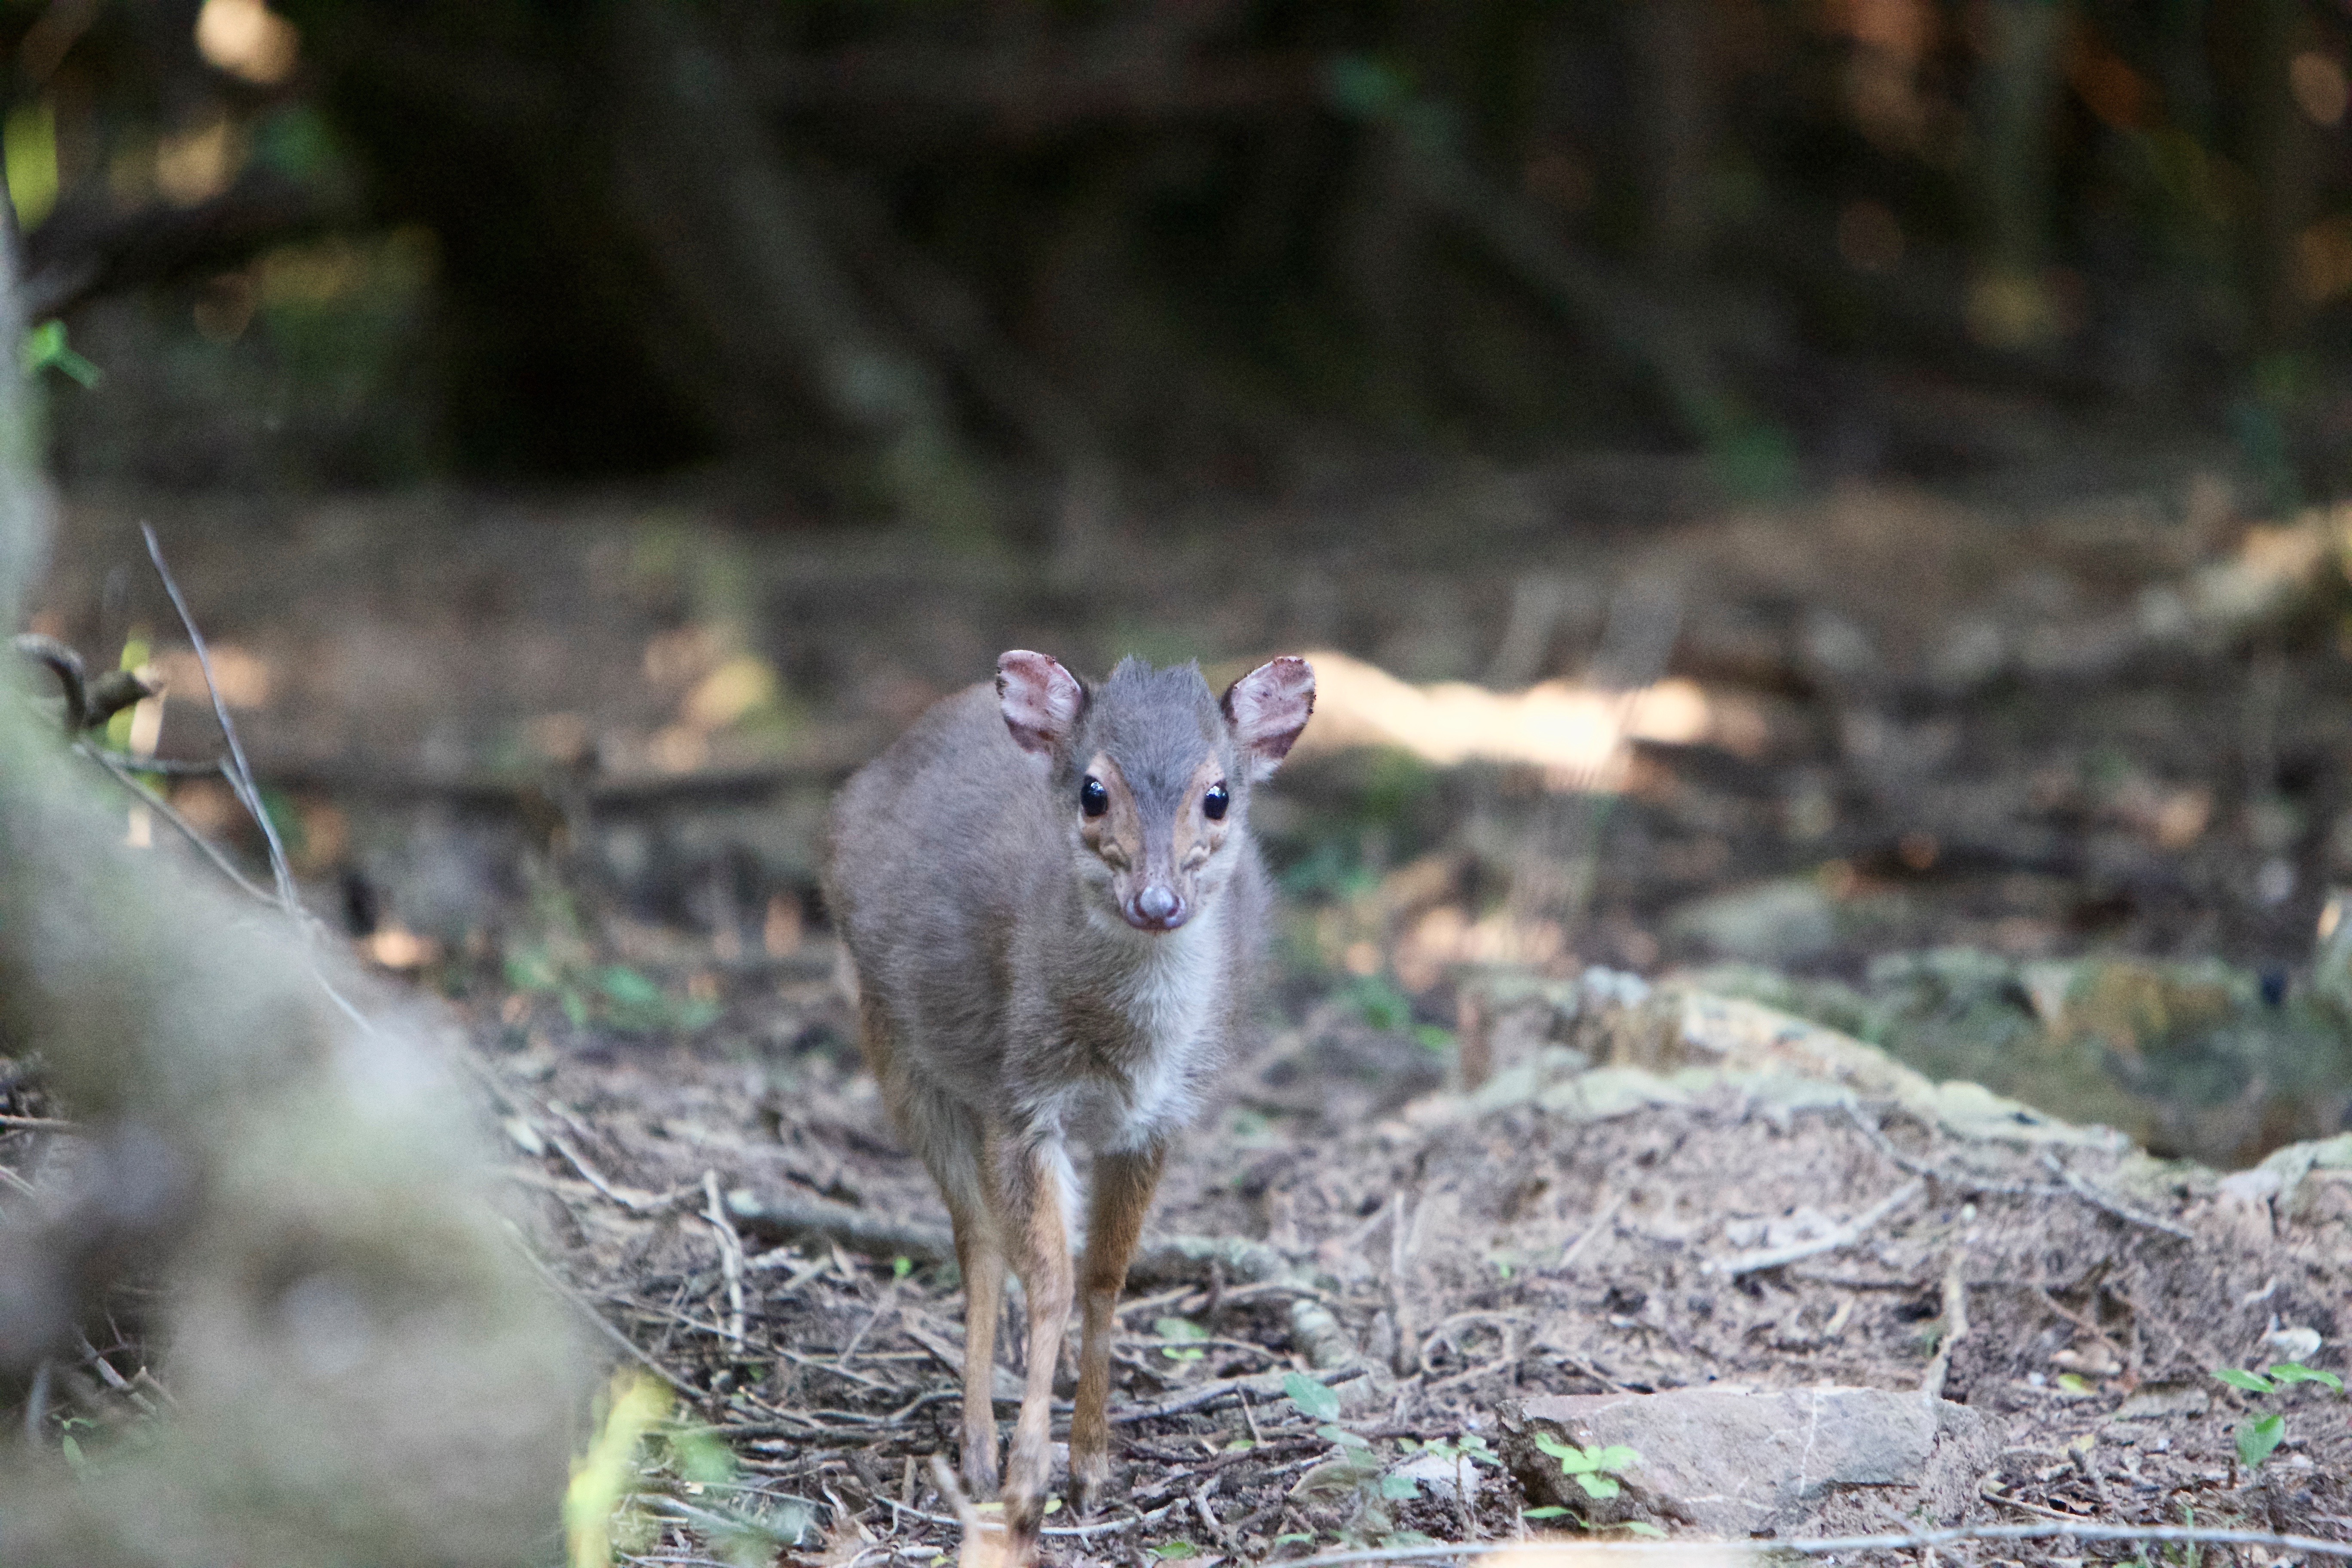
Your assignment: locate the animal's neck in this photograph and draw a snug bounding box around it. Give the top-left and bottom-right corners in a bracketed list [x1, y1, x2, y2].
[1057, 892, 1223, 1050]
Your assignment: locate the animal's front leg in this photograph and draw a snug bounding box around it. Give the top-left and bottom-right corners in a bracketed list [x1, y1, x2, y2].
[996, 1134, 1073, 1562]
[1069, 1143, 1165, 1511]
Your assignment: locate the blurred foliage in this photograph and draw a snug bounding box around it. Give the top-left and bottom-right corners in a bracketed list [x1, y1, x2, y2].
[7, 0, 2352, 503]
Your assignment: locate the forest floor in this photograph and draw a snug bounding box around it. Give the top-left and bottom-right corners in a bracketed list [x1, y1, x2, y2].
[14, 457, 2352, 1563]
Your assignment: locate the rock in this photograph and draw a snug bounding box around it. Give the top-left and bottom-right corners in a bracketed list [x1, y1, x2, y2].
[1388, 1449, 1482, 1504]
[1667, 880, 1838, 965]
[1500, 1387, 1996, 1536]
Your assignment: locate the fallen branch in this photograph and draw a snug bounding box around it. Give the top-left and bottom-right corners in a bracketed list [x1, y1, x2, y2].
[1113, 1362, 1366, 1425]
[1268, 1521, 2352, 1567]
[1701, 1178, 1925, 1277]
[11, 633, 153, 732]
[2040, 1152, 2196, 1241]
[723, 1188, 1306, 1291]
[1917, 1251, 1969, 1402]
[20, 173, 337, 322]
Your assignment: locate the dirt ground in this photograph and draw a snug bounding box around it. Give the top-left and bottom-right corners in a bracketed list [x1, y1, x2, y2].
[468, 949, 2352, 1565]
[14, 463, 2352, 1563]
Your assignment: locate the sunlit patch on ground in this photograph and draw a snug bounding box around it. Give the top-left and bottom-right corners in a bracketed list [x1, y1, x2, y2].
[1294, 651, 1730, 790]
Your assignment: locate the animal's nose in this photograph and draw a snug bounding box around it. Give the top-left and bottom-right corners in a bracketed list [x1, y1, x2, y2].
[1135, 884, 1183, 928]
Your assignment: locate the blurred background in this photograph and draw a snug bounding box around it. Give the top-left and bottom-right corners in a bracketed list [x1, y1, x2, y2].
[15, 0, 2352, 1164]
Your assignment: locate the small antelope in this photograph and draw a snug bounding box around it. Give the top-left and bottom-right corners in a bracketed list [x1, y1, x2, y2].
[824, 651, 1314, 1553]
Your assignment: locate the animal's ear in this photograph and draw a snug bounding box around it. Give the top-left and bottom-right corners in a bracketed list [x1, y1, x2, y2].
[1222, 655, 1315, 779]
[997, 650, 1086, 757]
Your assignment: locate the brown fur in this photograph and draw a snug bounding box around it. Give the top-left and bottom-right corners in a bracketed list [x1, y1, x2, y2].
[824, 653, 1312, 1559]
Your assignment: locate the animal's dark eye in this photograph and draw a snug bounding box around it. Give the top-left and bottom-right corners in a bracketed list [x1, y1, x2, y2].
[1203, 783, 1229, 821]
[1080, 776, 1108, 817]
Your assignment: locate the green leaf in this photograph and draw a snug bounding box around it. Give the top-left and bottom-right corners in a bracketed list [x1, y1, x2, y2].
[2236, 1412, 2286, 1470]
[21, 319, 99, 386]
[1283, 1371, 1340, 1423]
[1318, 1423, 1368, 1448]
[2057, 1373, 2092, 1393]
[2213, 1367, 2274, 1394]
[1271, 1533, 1314, 1546]
[1523, 1507, 1571, 1520]
[891, 1256, 912, 1280]
[1533, 1432, 1589, 1468]
[1379, 1473, 1420, 1499]
[2267, 1363, 2344, 1392]
[1572, 1472, 1623, 1500]
[1619, 1522, 1668, 1538]
[598, 965, 665, 1006]
[1150, 1541, 1198, 1559]
[59, 1433, 86, 1472]
[1592, 1446, 1640, 1473]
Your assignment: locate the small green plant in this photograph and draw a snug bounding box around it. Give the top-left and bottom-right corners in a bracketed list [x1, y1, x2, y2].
[2211, 1362, 2344, 1470]
[1528, 1433, 1642, 1501]
[1282, 1370, 1340, 1423]
[1347, 974, 1414, 1031]
[1154, 1316, 1208, 1363]
[21, 320, 100, 386]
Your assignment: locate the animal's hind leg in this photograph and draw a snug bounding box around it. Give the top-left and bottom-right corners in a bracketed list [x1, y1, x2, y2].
[897, 1083, 1004, 1498]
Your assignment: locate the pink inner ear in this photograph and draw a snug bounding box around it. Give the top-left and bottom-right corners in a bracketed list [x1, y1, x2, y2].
[997, 650, 1084, 755]
[1224, 655, 1315, 770]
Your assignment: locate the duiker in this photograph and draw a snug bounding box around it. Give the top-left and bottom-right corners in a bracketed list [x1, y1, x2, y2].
[824, 651, 1314, 1554]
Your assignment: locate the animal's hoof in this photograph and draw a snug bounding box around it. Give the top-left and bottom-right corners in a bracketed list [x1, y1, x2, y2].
[962, 1442, 1001, 1501]
[1005, 1488, 1049, 1555]
[1069, 1452, 1110, 1515]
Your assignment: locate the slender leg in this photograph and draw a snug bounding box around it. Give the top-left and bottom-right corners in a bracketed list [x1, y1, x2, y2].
[946, 1205, 1005, 1497]
[994, 1133, 1073, 1562]
[1069, 1143, 1164, 1511]
[892, 1080, 1003, 1499]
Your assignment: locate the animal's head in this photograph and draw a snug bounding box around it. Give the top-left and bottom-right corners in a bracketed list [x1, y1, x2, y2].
[996, 651, 1314, 934]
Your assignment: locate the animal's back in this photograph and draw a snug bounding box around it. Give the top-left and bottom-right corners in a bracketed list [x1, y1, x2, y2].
[824, 684, 1056, 1090]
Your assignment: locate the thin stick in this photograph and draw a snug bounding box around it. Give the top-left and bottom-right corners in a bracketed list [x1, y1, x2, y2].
[2040, 1152, 2196, 1241]
[1388, 1189, 1419, 1375]
[703, 1170, 747, 1345]
[0, 1112, 76, 1130]
[140, 523, 297, 912]
[1115, 1363, 1366, 1425]
[1918, 1252, 1969, 1402]
[75, 744, 273, 905]
[1558, 1190, 1629, 1271]
[1269, 1522, 2352, 1568]
[1980, 1479, 2101, 1524]
[1841, 1101, 2062, 1200]
[1702, 1179, 1925, 1277]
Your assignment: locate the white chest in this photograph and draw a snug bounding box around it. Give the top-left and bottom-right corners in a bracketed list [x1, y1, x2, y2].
[1048, 905, 1225, 1152]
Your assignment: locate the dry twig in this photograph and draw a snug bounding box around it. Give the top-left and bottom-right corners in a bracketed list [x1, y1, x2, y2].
[1702, 1179, 1925, 1277]
[1917, 1252, 1969, 1402]
[703, 1170, 748, 1345]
